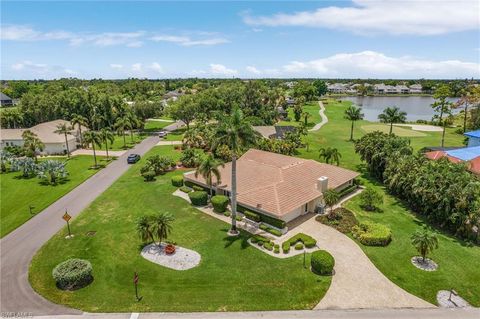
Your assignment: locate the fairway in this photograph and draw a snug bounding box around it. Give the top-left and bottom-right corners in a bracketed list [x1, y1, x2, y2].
[361, 124, 426, 137]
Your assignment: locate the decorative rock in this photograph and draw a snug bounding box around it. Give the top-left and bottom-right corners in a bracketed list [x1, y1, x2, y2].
[141, 243, 201, 270]
[437, 290, 471, 308]
[411, 256, 438, 271]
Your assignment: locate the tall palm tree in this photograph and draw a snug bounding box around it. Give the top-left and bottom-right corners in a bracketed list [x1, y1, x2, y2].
[54, 123, 73, 158]
[411, 227, 438, 263]
[215, 107, 257, 234]
[70, 114, 88, 147]
[195, 154, 224, 197]
[323, 189, 340, 219]
[318, 147, 341, 165]
[127, 112, 141, 143]
[114, 116, 131, 149]
[99, 128, 115, 160]
[152, 212, 175, 247]
[344, 105, 364, 141]
[378, 106, 407, 135]
[83, 131, 102, 167]
[136, 216, 154, 244]
[22, 130, 44, 162]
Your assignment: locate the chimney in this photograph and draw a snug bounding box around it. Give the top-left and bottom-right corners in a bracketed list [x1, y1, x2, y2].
[317, 176, 328, 193]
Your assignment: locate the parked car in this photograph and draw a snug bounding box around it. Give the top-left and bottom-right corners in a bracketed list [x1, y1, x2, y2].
[158, 130, 168, 138]
[127, 154, 141, 164]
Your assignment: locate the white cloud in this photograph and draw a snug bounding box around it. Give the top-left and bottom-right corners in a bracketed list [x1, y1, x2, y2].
[150, 34, 229, 46]
[10, 61, 75, 78]
[70, 32, 145, 47]
[209, 64, 238, 76]
[243, 0, 479, 35]
[150, 62, 163, 73]
[110, 64, 123, 69]
[280, 51, 480, 78]
[0, 25, 72, 40]
[246, 66, 261, 75]
[131, 63, 142, 72]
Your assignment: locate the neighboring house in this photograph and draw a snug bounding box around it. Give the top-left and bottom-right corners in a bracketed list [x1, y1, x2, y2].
[396, 85, 410, 94]
[253, 126, 296, 139]
[163, 90, 184, 102]
[374, 84, 398, 94]
[0, 92, 14, 107]
[327, 83, 348, 93]
[0, 119, 86, 155]
[409, 84, 423, 94]
[276, 107, 288, 120]
[425, 146, 480, 175]
[465, 130, 480, 148]
[184, 149, 359, 224]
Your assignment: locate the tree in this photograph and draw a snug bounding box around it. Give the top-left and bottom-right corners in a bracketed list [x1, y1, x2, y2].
[37, 160, 68, 185]
[22, 130, 44, 162]
[54, 123, 73, 158]
[99, 128, 115, 160]
[151, 212, 175, 247]
[114, 116, 131, 149]
[127, 112, 141, 143]
[0, 150, 13, 173]
[215, 107, 257, 234]
[70, 114, 88, 146]
[359, 187, 383, 211]
[144, 155, 175, 175]
[318, 147, 341, 165]
[312, 80, 328, 97]
[195, 154, 224, 197]
[378, 106, 407, 135]
[302, 112, 311, 127]
[454, 85, 475, 133]
[293, 96, 305, 122]
[136, 216, 154, 244]
[411, 227, 438, 263]
[323, 189, 340, 219]
[344, 106, 364, 141]
[83, 131, 102, 167]
[432, 85, 453, 147]
[167, 95, 197, 130]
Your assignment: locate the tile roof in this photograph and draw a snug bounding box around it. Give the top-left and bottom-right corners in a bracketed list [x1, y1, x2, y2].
[184, 149, 359, 217]
[1, 119, 85, 144]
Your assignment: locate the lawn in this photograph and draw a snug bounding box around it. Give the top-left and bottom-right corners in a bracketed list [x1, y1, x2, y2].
[144, 119, 174, 132]
[29, 145, 331, 312]
[164, 128, 186, 141]
[92, 132, 147, 151]
[0, 155, 105, 238]
[277, 101, 321, 129]
[360, 124, 426, 137]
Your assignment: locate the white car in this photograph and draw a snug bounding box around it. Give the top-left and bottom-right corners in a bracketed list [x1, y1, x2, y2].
[158, 130, 168, 138]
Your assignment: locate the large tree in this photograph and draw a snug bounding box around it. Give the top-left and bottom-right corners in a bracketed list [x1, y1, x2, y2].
[432, 85, 453, 147]
[22, 130, 44, 162]
[54, 123, 73, 158]
[344, 105, 364, 141]
[167, 95, 197, 130]
[70, 114, 88, 146]
[378, 106, 407, 135]
[99, 128, 115, 160]
[215, 107, 257, 234]
[195, 154, 224, 197]
[83, 131, 102, 167]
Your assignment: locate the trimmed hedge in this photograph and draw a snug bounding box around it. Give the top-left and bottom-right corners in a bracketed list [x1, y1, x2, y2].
[244, 210, 261, 222]
[142, 171, 156, 182]
[264, 242, 274, 251]
[274, 244, 280, 254]
[171, 176, 184, 187]
[188, 191, 208, 206]
[295, 243, 304, 250]
[224, 211, 231, 217]
[237, 205, 286, 229]
[282, 241, 290, 254]
[259, 223, 282, 237]
[211, 195, 229, 213]
[352, 221, 392, 246]
[283, 233, 317, 251]
[311, 250, 334, 275]
[193, 185, 204, 192]
[52, 258, 93, 290]
[338, 184, 357, 198]
[179, 186, 192, 193]
[251, 234, 271, 245]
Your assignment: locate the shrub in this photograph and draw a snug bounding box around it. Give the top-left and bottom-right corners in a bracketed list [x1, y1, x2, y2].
[259, 223, 282, 237]
[192, 185, 204, 192]
[359, 187, 383, 211]
[179, 186, 192, 193]
[142, 170, 156, 182]
[295, 243, 304, 250]
[274, 246, 280, 254]
[264, 242, 273, 251]
[257, 241, 264, 247]
[316, 208, 358, 234]
[211, 195, 229, 213]
[352, 221, 392, 246]
[311, 250, 334, 275]
[283, 233, 317, 249]
[52, 258, 93, 290]
[235, 215, 242, 221]
[188, 191, 208, 206]
[244, 210, 261, 222]
[282, 241, 291, 254]
[171, 176, 184, 187]
[251, 234, 271, 246]
[146, 155, 176, 175]
[338, 184, 358, 198]
[224, 211, 231, 217]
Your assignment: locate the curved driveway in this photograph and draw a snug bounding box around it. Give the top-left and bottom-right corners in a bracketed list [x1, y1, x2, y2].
[0, 123, 182, 316]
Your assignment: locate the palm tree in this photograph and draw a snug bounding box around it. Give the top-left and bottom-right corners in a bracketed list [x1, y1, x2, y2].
[318, 147, 341, 165]
[152, 212, 175, 247]
[136, 216, 154, 244]
[99, 128, 115, 160]
[215, 107, 257, 234]
[22, 130, 44, 162]
[411, 227, 438, 263]
[344, 105, 364, 141]
[127, 112, 141, 143]
[54, 123, 73, 158]
[195, 154, 224, 197]
[114, 116, 131, 149]
[83, 131, 102, 167]
[323, 189, 340, 218]
[378, 106, 407, 135]
[70, 114, 88, 146]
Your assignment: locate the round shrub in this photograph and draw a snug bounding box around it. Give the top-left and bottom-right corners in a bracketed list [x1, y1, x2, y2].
[352, 221, 392, 246]
[211, 195, 229, 213]
[171, 176, 184, 187]
[52, 258, 93, 290]
[142, 170, 156, 182]
[188, 191, 208, 206]
[311, 250, 335, 275]
[295, 243, 304, 250]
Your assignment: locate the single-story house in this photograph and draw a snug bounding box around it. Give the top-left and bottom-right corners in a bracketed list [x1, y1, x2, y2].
[0, 92, 14, 107]
[409, 84, 423, 94]
[253, 126, 296, 140]
[465, 130, 480, 148]
[0, 119, 86, 155]
[184, 149, 359, 224]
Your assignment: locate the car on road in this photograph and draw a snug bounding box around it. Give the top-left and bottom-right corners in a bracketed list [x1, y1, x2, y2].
[127, 154, 141, 164]
[158, 130, 168, 138]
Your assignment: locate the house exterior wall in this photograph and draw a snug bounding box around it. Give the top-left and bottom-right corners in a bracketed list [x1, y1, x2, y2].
[1, 139, 77, 155]
[1, 139, 24, 148]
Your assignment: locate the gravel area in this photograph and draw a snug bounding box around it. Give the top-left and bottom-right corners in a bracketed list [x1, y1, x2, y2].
[141, 243, 201, 270]
[437, 290, 471, 308]
[411, 256, 438, 271]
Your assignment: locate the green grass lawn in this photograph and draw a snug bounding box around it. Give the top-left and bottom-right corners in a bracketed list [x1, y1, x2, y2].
[360, 124, 426, 137]
[93, 132, 147, 151]
[0, 155, 105, 238]
[277, 101, 321, 129]
[29, 145, 331, 312]
[164, 128, 186, 141]
[144, 119, 174, 132]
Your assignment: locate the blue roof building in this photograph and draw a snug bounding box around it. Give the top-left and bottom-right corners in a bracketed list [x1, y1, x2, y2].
[464, 130, 480, 148]
[445, 146, 480, 161]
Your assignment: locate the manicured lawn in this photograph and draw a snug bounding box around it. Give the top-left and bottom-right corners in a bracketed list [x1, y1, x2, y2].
[360, 124, 426, 137]
[93, 132, 146, 151]
[0, 155, 105, 238]
[164, 128, 186, 141]
[277, 101, 321, 129]
[29, 145, 331, 312]
[144, 119, 174, 132]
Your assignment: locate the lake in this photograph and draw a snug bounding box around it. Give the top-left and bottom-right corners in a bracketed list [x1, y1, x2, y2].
[339, 96, 459, 122]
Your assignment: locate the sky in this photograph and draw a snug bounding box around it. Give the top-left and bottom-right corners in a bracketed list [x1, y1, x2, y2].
[1, 0, 479, 80]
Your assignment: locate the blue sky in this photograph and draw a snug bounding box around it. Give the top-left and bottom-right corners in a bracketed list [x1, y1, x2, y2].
[1, 0, 479, 79]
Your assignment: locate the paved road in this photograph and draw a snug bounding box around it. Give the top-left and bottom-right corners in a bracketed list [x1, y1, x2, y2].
[0, 122, 182, 316]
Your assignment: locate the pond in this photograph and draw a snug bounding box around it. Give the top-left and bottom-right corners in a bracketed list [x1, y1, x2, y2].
[339, 96, 459, 122]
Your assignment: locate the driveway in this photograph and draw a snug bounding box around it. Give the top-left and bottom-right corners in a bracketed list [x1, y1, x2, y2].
[0, 122, 182, 316]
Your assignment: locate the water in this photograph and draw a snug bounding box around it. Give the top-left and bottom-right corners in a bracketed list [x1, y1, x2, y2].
[339, 96, 460, 122]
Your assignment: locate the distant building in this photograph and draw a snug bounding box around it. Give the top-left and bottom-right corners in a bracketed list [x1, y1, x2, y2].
[276, 107, 288, 120]
[0, 92, 14, 107]
[163, 90, 185, 102]
[253, 126, 296, 140]
[396, 85, 410, 94]
[327, 83, 348, 93]
[409, 84, 423, 94]
[465, 130, 480, 148]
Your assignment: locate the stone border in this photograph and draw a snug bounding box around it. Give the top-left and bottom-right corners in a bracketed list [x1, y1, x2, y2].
[411, 256, 438, 271]
[141, 243, 201, 271]
[437, 290, 471, 308]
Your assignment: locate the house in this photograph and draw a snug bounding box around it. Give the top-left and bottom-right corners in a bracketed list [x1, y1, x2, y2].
[465, 130, 480, 147]
[184, 149, 359, 224]
[327, 83, 348, 93]
[163, 90, 185, 102]
[409, 84, 423, 94]
[396, 85, 410, 94]
[425, 146, 480, 175]
[276, 107, 288, 119]
[0, 92, 14, 107]
[253, 126, 296, 139]
[0, 119, 86, 155]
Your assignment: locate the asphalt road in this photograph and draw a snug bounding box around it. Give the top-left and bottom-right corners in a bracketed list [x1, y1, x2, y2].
[1, 123, 182, 316]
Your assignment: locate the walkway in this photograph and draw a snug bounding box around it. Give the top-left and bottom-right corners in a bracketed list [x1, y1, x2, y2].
[309, 101, 328, 132]
[156, 140, 183, 146]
